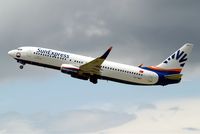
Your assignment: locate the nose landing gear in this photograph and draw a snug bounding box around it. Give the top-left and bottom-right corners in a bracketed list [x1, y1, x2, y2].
[19, 65, 24, 69]
[17, 60, 25, 69]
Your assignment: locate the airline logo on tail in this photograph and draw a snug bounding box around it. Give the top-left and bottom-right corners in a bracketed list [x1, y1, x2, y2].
[163, 50, 188, 67]
[156, 43, 193, 71]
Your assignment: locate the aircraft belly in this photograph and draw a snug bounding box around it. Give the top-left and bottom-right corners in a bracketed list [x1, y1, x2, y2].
[101, 70, 158, 85]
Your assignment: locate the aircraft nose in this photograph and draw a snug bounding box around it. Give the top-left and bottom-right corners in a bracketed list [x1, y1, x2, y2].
[8, 50, 15, 57]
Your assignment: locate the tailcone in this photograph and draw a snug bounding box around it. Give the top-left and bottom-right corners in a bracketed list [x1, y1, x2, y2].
[142, 66, 182, 86]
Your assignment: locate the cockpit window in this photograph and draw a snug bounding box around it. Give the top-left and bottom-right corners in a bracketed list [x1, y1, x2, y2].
[17, 48, 23, 51]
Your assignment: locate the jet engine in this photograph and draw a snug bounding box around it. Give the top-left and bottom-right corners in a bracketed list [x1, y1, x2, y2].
[60, 64, 88, 80]
[61, 64, 79, 74]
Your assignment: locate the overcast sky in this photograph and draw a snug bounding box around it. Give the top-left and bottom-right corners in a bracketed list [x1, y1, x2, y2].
[0, 0, 200, 133]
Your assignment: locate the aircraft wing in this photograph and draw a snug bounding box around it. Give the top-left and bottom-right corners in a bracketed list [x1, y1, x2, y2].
[79, 47, 112, 75]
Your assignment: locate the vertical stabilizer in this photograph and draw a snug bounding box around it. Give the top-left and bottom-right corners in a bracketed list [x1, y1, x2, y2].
[156, 43, 193, 73]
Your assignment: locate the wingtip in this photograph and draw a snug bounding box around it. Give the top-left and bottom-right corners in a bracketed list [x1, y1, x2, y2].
[108, 46, 113, 51]
[100, 46, 113, 59]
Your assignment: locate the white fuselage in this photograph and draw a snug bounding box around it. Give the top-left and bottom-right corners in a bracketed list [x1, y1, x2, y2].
[8, 47, 159, 85]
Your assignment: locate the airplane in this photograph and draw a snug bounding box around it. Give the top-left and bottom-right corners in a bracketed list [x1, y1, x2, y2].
[8, 43, 193, 86]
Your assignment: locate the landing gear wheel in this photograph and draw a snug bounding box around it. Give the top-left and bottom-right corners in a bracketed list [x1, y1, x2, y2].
[90, 77, 98, 84]
[19, 65, 24, 69]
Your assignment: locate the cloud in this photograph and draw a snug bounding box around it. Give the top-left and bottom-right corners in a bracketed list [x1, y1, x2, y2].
[0, 110, 134, 134]
[137, 103, 157, 111]
[182, 127, 200, 132]
[98, 99, 200, 134]
[1, 0, 200, 82]
[168, 106, 182, 112]
[0, 112, 44, 134]
[1, 99, 200, 134]
[48, 110, 135, 133]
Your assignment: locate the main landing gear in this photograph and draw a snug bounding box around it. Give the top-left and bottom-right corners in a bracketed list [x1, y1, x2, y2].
[90, 76, 98, 84]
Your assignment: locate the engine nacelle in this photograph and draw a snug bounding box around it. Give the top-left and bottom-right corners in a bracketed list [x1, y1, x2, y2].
[61, 64, 88, 80]
[61, 64, 79, 74]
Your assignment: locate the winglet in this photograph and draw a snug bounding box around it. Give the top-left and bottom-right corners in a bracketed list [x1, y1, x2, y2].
[100, 47, 112, 59]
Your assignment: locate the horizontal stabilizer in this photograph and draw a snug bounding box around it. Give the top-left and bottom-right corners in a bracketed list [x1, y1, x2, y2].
[138, 64, 143, 67]
[164, 74, 183, 80]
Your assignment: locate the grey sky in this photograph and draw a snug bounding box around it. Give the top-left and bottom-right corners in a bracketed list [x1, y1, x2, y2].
[1, 0, 200, 81]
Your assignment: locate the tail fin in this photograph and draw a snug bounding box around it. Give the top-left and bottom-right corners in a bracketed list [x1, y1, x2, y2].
[156, 43, 193, 73]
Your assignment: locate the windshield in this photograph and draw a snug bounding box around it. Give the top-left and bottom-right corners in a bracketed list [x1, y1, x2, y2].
[17, 48, 23, 51]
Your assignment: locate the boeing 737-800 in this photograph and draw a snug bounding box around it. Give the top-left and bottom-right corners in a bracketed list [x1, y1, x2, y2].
[8, 43, 193, 86]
